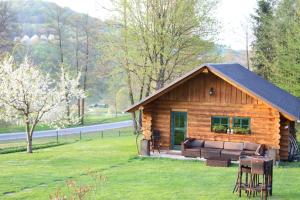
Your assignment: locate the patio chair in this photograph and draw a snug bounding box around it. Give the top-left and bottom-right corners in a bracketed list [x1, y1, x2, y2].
[150, 130, 161, 153]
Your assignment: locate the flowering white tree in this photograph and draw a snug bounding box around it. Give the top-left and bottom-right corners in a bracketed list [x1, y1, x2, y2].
[0, 57, 84, 153]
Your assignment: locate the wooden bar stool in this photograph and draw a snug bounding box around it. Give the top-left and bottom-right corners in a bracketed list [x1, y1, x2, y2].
[233, 157, 252, 197]
[250, 158, 272, 199]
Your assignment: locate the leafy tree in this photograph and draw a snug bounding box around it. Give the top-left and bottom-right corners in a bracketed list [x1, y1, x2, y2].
[125, 0, 219, 90]
[0, 56, 84, 153]
[251, 0, 300, 97]
[251, 0, 277, 80]
[103, 0, 219, 132]
[273, 0, 300, 97]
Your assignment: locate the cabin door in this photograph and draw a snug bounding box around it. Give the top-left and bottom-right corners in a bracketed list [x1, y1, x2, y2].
[171, 112, 187, 150]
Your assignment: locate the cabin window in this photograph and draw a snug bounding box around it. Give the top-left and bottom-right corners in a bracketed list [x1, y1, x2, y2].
[232, 117, 251, 134]
[232, 117, 250, 129]
[211, 116, 229, 133]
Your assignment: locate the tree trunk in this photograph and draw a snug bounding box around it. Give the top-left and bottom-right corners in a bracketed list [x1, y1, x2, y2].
[81, 99, 85, 125]
[56, 6, 63, 64]
[75, 23, 81, 120]
[81, 15, 89, 125]
[114, 94, 118, 117]
[26, 122, 32, 153]
[27, 134, 33, 153]
[123, 0, 138, 133]
[156, 68, 165, 90]
[246, 29, 250, 70]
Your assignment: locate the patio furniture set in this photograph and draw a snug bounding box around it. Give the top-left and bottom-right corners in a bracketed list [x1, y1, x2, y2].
[181, 138, 265, 161]
[145, 133, 274, 199]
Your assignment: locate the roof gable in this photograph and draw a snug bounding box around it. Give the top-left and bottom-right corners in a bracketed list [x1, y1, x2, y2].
[126, 63, 300, 121]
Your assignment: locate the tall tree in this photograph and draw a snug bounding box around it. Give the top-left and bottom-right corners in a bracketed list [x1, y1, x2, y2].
[75, 19, 82, 120]
[251, 0, 277, 80]
[103, 0, 219, 132]
[81, 14, 91, 125]
[55, 5, 64, 64]
[127, 0, 218, 89]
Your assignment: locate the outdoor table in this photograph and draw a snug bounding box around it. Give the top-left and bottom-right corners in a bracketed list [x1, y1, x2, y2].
[234, 156, 273, 199]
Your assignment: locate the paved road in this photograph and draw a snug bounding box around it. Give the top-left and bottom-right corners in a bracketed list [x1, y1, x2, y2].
[0, 120, 132, 141]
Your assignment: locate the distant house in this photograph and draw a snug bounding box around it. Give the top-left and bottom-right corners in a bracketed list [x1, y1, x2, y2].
[126, 63, 300, 160]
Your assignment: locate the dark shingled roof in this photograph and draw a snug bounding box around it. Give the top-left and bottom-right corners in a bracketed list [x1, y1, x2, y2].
[209, 63, 300, 120]
[126, 63, 300, 120]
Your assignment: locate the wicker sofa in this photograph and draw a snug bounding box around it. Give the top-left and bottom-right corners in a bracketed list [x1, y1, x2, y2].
[181, 138, 265, 161]
[181, 139, 203, 157]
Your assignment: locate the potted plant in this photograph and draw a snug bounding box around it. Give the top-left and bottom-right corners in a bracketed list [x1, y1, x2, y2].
[212, 125, 227, 133]
[233, 127, 251, 134]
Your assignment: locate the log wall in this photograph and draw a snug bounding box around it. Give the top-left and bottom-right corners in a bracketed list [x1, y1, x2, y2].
[279, 117, 290, 160]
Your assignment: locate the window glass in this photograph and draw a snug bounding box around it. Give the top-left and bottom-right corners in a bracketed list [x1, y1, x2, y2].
[233, 117, 250, 129]
[212, 117, 220, 125]
[211, 116, 229, 128]
[179, 113, 185, 128]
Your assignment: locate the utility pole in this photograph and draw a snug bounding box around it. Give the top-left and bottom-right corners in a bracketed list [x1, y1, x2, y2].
[246, 29, 250, 70]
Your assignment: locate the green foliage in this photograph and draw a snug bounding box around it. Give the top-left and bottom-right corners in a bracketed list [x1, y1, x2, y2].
[212, 124, 227, 133]
[252, 0, 300, 97]
[251, 0, 277, 80]
[102, 0, 220, 111]
[233, 127, 251, 134]
[271, 0, 300, 97]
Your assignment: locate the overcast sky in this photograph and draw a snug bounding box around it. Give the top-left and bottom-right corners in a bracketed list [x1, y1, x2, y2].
[46, 0, 257, 50]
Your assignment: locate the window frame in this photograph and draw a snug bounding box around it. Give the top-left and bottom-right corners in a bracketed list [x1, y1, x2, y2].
[232, 117, 251, 129]
[211, 116, 230, 131]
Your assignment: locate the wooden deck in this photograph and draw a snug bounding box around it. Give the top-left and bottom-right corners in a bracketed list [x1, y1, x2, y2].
[148, 150, 206, 161]
[145, 150, 246, 164]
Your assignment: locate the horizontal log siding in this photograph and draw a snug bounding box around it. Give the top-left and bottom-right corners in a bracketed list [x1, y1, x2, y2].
[279, 117, 290, 160]
[145, 72, 281, 152]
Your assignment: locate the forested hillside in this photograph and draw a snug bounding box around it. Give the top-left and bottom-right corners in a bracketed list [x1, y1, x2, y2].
[4, 0, 108, 106]
[1, 0, 229, 117]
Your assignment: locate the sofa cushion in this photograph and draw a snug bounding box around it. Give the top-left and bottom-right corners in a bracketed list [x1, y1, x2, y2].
[244, 142, 260, 151]
[204, 141, 224, 149]
[221, 149, 242, 155]
[224, 142, 244, 150]
[201, 147, 222, 153]
[242, 150, 256, 156]
[189, 140, 204, 148]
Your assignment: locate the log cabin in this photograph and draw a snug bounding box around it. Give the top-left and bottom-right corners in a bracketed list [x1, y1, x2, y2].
[126, 63, 300, 161]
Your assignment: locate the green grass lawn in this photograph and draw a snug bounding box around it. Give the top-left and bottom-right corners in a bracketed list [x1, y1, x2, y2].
[0, 132, 300, 199]
[0, 107, 131, 134]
